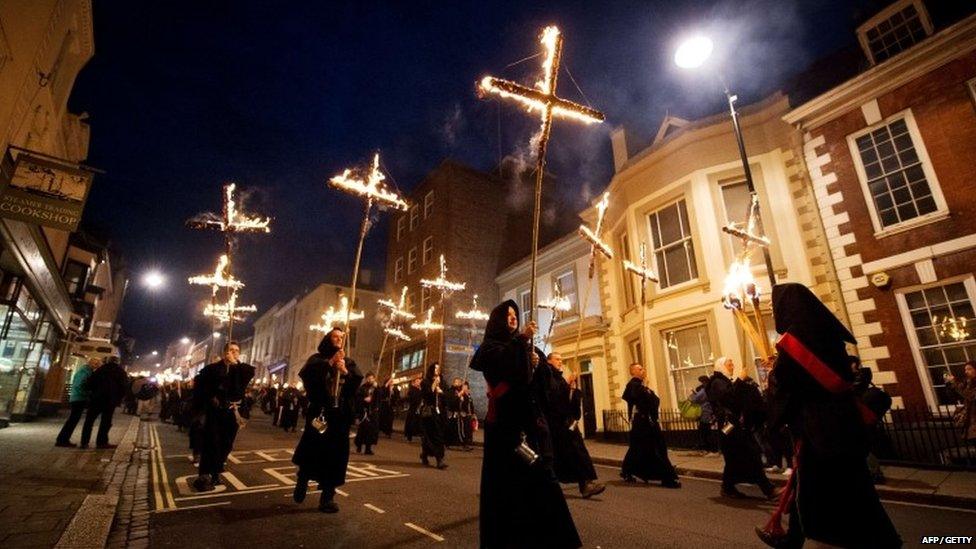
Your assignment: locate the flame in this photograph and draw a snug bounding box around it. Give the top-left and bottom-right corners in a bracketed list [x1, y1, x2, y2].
[933, 315, 970, 342]
[623, 242, 658, 284]
[410, 307, 444, 333]
[579, 224, 614, 259]
[377, 285, 416, 321]
[478, 77, 603, 125]
[224, 183, 272, 233]
[540, 283, 572, 313]
[594, 192, 610, 234]
[329, 153, 409, 211]
[722, 260, 759, 310]
[188, 254, 244, 292]
[311, 295, 365, 332]
[384, 326, 411, 342]
[455, 294, 490, 321]
[204, 290, 257, 323]
[420, 254, 466, 293]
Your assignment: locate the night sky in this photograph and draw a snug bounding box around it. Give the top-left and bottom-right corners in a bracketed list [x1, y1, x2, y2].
[68, 0, 880, 354]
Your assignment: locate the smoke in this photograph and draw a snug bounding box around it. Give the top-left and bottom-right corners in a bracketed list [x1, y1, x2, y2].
[440, 103, 465, 148]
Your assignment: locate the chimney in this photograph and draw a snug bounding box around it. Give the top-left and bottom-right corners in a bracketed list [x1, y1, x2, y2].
[610, 126, 628, 172]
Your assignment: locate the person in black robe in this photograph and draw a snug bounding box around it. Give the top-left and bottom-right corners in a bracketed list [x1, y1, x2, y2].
[539, 351, 605, 497]
[354, 372, 380, 454]
[291, 327, 363, 513]
[457, 381, 476, 450]
[445, 377, 465, 447]
[192, 341, 255, 492]
[706, 356, 777, 499]
[757, 283, 901, 548]
[620, 363, 681, 488]
[378, 377, 395, 438]
[404, 377, 422, 442]
[471, 299, 581, 549]
[279, 386, 301, 433]
[419, 363, 448, 469]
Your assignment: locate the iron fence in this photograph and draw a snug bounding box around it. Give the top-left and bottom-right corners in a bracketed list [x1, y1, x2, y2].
[602, 406, 976, 471]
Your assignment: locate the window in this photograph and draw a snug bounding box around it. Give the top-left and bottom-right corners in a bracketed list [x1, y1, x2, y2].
[648, 199, 698, 289]
[552, 269, 578, 317]
[849, 112, 943, 232]
[424, 191, 434, 219]
[422, 237, 433, 265]
[858, 0, 930, 65]
[407, 291, 417, 315]
[619, 232, 637, 308]
[421, 286, 432, 312]
[720, 180, 762, 265]
[518, 289, 532, 329]
[394, 257, 403, 282]
[664, 323, 714, 403]
[408, 248, 417, 274]
[898, 280, 976, 407]
[628, 337, 643, 366]
[397, 217, 406, 241]
[64, 260, 89, 298]
[410, 205, 419, 230]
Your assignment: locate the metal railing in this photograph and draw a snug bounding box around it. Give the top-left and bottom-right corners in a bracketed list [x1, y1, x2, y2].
[602, 407, 976, 470]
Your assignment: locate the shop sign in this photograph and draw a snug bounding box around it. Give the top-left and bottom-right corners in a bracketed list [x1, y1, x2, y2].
[0, 152, 93, 231]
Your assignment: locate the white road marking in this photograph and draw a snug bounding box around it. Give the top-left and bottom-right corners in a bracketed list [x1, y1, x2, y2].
[405, 522, 444, 542]
[364, 503, 385, 514]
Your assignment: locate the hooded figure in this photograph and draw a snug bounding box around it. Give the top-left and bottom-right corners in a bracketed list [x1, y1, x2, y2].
[759, 283, 900, 548]
[470, 300, 581, 549]
[291, 328, 363, 513]
[419, 363, 448, 468]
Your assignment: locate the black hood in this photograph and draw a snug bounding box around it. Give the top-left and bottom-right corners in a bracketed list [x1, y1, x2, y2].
[316, 329, 342, 359]
[772, 283, 854, 343]
[484, 299, 519, 343]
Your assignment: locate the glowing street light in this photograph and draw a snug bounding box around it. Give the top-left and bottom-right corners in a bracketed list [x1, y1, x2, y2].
[151, 350, 159, 356]
[674, 35, 713, 69]
[180, 337, 191, 345]
[142, 271, 165, 290]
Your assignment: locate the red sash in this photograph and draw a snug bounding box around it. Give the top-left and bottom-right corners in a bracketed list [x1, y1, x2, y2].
[485, 381, 510, 424]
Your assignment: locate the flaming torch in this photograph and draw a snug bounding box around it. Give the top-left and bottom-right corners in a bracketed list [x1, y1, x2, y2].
[477, 25, 605, 322]
[411, 307, 444, 343]
[455, 294, 490, 381]
[309, 295, 365, 333]
[539, 282, 572, 351]
[571, 192, 615, 374]
[421, 254, 467, 364]
[376, 286, 416, 381]
[328, 153, 408, 354]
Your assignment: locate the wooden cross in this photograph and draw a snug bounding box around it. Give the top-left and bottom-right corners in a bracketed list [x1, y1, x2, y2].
[478, 26, 605, 321]
[204, 290, 257, 324]
[721, 194, 770, 264]
[420, 255, 466, 295]
[623, 241, 658, 305]
[539, 281, 572, 350]
[578, 192, 614, 278]
[411, 307, 444, 339]
[310, 295, 364, 333]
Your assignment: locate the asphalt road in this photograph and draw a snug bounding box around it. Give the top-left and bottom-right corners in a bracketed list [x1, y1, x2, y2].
[147, 414, 976, 548]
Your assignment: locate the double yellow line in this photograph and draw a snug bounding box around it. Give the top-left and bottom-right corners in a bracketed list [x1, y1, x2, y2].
[149, 423, 176, 510]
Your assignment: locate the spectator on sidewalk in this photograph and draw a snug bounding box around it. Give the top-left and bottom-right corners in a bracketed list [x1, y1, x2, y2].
[947, 361, 976, 446]
[80, 356, 129, 449]
[689, 375, 714, 455]
[133, 376, 159, 419]
[55, 357, 102, 447]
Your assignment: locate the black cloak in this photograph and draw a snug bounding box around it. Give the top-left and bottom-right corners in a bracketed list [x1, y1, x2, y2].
[419, 365, 447, 461]
[194, 359, 255, 477]
[291, 331, 363, 487]
[470, 299, 581, 549]
[768, 283, 900, 548]
[621, 377, 678, 483]
[539, 363, 597, 484]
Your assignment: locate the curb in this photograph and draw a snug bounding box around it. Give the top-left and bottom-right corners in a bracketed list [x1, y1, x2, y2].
[54, 414, 141, 549]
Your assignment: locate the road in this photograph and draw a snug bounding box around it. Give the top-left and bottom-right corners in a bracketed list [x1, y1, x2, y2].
[147, 414, 975, 548]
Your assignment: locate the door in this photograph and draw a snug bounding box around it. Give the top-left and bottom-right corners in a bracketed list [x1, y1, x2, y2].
[579, 372, 597, 437]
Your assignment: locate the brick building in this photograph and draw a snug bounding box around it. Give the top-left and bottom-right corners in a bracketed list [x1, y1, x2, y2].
[785, 0, 976, 410]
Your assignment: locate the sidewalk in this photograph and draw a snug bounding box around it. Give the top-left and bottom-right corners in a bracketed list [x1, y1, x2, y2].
[398, 419, 976, 510]
[0, 411, 141, 548]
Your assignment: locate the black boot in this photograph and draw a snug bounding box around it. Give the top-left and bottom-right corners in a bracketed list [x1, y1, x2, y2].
[435, 458, 448, 470]
[364, 445, 374, 455]
[318, 487, 338, 513]
[293, 473, 309, 503]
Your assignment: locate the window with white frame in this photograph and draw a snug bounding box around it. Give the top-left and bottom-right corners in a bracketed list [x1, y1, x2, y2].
[397, 217, 406, 241]
[899, 280, 976, 407]
[407, 247, 417, 274]
[410, 205, 419, 230]
[619, 232, 637, 308]
[421, 286, 432, 312]
[720, 180, 763, 265]
[628, 337, 643, 367]
[424, 191, 434, 219]
[518, 289, 532, 328]
[648, 199, 698, 289]
[422, 236, 433, 265]
[857, 0, 931, 65]
[850, 112, 944, 231]
[664, 323, 714, 403]
[552, 269, 579, 317]
[394, 257, 403, 282]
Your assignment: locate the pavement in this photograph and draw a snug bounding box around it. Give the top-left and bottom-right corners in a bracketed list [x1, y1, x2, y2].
[2, 410, 975, 548]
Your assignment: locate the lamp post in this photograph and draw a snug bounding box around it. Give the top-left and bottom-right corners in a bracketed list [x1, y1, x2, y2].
[675, 36, 776, 289]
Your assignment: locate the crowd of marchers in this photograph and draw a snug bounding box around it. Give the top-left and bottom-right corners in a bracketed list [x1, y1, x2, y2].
[53, 284, 976, 548]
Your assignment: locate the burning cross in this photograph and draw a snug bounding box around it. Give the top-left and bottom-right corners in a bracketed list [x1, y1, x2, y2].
[310, 295, 364, 333]
[578, 192, 614, 278]
[420, 255, 466, 295]
[539, 281, 572, 349]
[204, 291, 257, 324]
[188, 254, 243, 298]
[411, 307, 444, 339]
[186, 183, 271, 234]
[623, 241, 658, 305]
[478, 25, 605, 321]
[721, 194, 770, 263]
[455, 294, 490, 322]
[378, 286, 416, 322]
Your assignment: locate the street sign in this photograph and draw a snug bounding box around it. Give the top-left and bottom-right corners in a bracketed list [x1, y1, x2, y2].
[0, 151, 94, 231]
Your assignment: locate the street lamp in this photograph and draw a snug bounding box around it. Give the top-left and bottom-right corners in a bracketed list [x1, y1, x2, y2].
[675, 35, 776, 288]
[151, 350, 158, 356]
[142, 270, 165, 290]
[180, 337, 191, 345]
